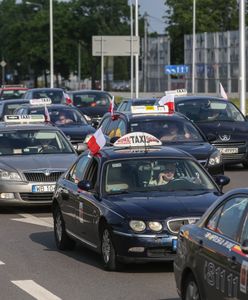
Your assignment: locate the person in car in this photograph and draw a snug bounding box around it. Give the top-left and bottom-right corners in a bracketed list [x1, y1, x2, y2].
[56, 113, 73, 124]
[149, 162, 176, 186]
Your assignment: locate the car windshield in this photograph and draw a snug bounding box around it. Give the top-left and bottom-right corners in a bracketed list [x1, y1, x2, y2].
[32, 90, 64, 104]
[0, 130, 74, 155]
[71, 92, 111, 108]
[1, 89, 27, 100]
[103, 158, 216, 195]
[2, 103, 26, 116]
[176, 99, 245, 122]
[28, 107, 88, 125]
[130, 119, 204, 142]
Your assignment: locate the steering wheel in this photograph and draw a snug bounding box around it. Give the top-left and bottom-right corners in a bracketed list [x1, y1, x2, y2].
[38, 145, 58, 153]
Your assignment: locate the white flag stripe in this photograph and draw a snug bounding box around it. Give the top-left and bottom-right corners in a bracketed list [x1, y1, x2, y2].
[219, 82, 228, 99]
[12, 280, 62, 300]
[93, 127, 106, 148]
[0, 261, 5, 265]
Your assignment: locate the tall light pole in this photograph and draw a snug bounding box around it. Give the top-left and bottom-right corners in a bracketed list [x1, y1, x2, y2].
[135, 0, 139, 98]
[192, 0, 196, 94]
[239, 0, 246, 114]
[50, 0, 54, 88]
[130, 3, 134, 98]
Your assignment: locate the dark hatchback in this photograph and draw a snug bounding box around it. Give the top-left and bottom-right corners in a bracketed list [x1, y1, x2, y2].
[0, 99, 29, 121]
[175, 96, 248, 168]
[22, 88, 67, 104]
[174, 188, 248, 300]
[52, 141, 229, 271]
[98, 111, 224, 175]
[67, 90, 113, 126]
[14, 103, 95, 146]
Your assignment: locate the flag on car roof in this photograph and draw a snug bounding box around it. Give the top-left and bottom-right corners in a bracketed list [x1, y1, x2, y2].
[108, 96, 115, 118]
[158, 94, 175, 113]
[63, 92, 73, 105]
[44, 105, 51, 122]
[219, 82, 228, 100]
[87, 127, 106, 155]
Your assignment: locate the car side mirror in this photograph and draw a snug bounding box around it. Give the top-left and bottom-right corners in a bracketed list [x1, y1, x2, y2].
[241, 239, 248, 254]
[78, 180, 93, 191]
[213, 175, 230, 191]
[207, 133, 217, 142]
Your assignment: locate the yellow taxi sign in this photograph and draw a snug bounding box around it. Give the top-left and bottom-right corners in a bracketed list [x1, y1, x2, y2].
[131, 105, 169, 114]
[30, 98, 52, 106]
[165, 89, 187, 96]
[114, 132, 162, 147]
[4, 114, 45, 124]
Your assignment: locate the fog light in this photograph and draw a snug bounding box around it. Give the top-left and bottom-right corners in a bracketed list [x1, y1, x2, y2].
[0, 193, 14, 199]
[128, 247, 145, 253]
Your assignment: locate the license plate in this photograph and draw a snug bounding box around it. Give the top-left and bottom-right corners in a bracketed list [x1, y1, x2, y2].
[32, 185, 55, 193]
[172, 239, 177, 251]
[218, 148, 238, 154]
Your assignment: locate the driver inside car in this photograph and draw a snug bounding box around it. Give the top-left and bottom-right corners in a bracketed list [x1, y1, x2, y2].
[149, 162, 176, 186]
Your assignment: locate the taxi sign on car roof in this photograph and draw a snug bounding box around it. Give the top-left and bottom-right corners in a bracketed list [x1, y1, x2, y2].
[4, 114, 45, 124]
[30, 98, 52, 106]
[114, 132, 162, 147]
[165, 89, 187, 96]
[131, 105, 169, 114]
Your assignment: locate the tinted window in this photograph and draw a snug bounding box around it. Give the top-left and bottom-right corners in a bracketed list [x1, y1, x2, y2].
[241, 214, 248, 242]
[72, 92, 111, 108]
[68, 156, 90, 183]
[32, 90, 64, 104]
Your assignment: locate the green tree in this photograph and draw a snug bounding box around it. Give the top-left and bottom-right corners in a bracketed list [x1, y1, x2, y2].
[165, 0, 239, 64]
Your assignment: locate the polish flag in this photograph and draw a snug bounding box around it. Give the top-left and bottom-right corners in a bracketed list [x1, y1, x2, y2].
[87, 127, 106, 155]
[44, 105, 51, 122]
[219, 82, 228, 100]
[63, 92, 73, 105]
[108, 96, 115, 117]
[158, 94, 175, 113]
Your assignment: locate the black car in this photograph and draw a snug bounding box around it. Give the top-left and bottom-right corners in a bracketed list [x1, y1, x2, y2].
[174, 96, 248, 168]
[22, 88, 69, 104]
[67, 90, 113, 126]
[52, 132, 229, 271]
[14, 101, 95, 146]
[174, 188, 248, 300]
[98, 110, 224, 175]
[0, 98, 29, 121]
[117, 98, 157, 113]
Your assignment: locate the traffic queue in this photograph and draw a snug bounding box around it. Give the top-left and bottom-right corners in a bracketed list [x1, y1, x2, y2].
[0, 86, 248, 299]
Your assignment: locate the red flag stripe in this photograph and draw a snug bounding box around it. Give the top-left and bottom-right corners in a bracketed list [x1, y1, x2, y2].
[87, 135, 101, 155]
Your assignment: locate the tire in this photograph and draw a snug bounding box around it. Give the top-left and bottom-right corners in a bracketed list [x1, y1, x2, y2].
[54, 206, 75, 250]
[183, 273, 201, 300]
[101, 226, 121, 271]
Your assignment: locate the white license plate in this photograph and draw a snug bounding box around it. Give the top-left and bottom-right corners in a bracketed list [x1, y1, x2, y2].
[32, 185, 55, 193]
[218, 148, 238, 154]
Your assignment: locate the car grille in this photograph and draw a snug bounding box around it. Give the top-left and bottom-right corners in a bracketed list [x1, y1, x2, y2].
[167, 217, 200, 235]
[24, 172, 64, 182]
[147, 248, 175, 258]
[214, 142, 246, 147]
[222, 153, 245, 160]
[20, 193, 53, 202]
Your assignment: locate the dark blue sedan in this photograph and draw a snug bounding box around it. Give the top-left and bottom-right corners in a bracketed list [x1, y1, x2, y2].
[52, 133, 229, 271]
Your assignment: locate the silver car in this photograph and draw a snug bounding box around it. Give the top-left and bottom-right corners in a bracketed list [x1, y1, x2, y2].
[0, 122, 78, 205]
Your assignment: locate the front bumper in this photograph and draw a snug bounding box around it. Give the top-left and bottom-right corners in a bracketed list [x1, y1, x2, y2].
[213, 142, 248, 165]
[112, 230, 177, 262]
[0, 181, 54, 206]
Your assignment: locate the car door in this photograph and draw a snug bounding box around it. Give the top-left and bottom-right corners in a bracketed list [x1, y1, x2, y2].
[61, 155, 91, 233]
[193, 196, 248, 299]
[75, 158, 102, 249]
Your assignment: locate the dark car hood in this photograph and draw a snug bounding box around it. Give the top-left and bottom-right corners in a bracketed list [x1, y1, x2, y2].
[195, 121, 248, 142]
[0, 154, 77, 172]
[57, 124, 95, 139]
[162, 141, 215, 160]
[77, 107, 108, 118]
[104, 192, 218, 219]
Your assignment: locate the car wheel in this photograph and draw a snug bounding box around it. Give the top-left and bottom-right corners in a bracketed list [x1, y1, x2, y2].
[184, 274, 201, 300]
[101, 226, 120, 271]
[54, 206, 75, 250]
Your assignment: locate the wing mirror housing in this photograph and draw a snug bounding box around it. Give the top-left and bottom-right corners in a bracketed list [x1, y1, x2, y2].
[241, 239, 248, 254]
[77, 180, 93, 191]
[213, 175, 230, 191]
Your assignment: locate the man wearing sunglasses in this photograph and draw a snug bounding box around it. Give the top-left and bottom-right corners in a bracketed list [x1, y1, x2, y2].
[149, 162, 176, 186]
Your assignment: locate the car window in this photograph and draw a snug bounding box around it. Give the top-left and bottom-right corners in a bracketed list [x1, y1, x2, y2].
[208, 196, 248, 241]
[105, 118, 120, 138]
[67, 155, 91, 183]
[32, 90, 64, 104]
[100, 117, 110, 134]
[72, 92, 111, 108]
[84, 159, 98, 189]
[241, 214, 248, 242]
[117, 119, 127, 137]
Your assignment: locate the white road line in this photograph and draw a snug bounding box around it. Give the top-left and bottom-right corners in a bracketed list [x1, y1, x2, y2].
[11, 214, 53, 228]
[12, 280, 62, 300]
[0, 261, 5, 265]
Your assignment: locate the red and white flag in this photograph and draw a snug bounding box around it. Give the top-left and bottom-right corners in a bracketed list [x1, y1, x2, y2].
[158, 94, 175, 113]
[63, 92, 73, 105]
[44, 105, 51, 122]
[108, 96, 115, 117]
[219, 82, 228, 100]
[87, 127, 106, 155]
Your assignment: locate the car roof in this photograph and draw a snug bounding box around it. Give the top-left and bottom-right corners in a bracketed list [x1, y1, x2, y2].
[175, 95, 229, 102]
[0, 99, 29, 104]
[122, 98, 158, 102]
[28, 88, 64, 92]
[97, 145, 194, 160]
[18, 103, 76, 109]
[0, 122, 58, 131]
[68, 89, 111, 94]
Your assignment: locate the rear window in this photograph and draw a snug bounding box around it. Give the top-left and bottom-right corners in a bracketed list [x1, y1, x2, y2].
[72, 92, 111, 108]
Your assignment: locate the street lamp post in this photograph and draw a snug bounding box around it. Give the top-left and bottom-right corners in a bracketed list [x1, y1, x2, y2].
[192, 0, 196, 94]
[135, 0, 139, 98]
[239, 0, 246, 114]
[49, 0, 54, 88]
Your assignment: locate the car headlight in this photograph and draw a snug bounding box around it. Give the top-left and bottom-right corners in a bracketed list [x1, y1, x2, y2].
[129, 220, 146, 232]
[209, 150, 222, 166]
[0, 170, 21, 181]
[148, 221, 163, 232]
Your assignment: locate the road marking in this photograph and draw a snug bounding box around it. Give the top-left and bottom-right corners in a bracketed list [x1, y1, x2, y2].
[0, 261, 5, 265]
[11, 214, 53, 228]
[12, 280, 62, 300]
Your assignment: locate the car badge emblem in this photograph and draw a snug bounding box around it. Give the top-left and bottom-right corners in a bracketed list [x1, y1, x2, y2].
[219, 134, 231, 142]
[44, 170, 51, 176]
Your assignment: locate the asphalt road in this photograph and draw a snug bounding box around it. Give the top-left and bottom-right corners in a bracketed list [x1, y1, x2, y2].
[0, 165, 246, 300]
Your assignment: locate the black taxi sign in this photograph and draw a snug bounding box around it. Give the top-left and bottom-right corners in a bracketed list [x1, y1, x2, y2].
[114, 132, 162, 147]
[30, 98, 52, 106]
